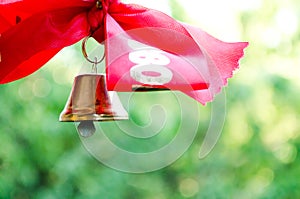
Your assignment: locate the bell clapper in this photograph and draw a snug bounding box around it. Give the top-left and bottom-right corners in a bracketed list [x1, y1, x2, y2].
[77, 121, 96, 138]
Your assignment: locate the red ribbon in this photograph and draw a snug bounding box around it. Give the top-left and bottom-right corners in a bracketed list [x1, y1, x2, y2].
[0, 0, 248, 104]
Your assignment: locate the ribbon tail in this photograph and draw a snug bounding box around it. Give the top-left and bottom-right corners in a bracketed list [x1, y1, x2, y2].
[0, 7, 90, 84]
[105, 6, 248, 105]
[181, 23, 249, 104]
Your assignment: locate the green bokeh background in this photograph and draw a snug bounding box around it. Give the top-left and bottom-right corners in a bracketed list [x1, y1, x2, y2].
[1, 0, 300, 198]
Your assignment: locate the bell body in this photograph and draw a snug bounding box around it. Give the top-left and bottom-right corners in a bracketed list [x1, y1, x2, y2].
[59, 74, 128, 122]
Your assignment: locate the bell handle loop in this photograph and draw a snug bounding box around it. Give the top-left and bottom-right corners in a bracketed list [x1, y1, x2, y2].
[81, 36, 105, 64]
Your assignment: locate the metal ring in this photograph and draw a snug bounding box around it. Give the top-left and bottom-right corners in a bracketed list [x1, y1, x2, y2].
[81, 36, 105, 64]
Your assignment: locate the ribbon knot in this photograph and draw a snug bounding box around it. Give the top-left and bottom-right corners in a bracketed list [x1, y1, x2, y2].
[87, 2, 104, 34]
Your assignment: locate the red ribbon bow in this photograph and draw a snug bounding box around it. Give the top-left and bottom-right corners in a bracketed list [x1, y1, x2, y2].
[0, 0, 248, 104]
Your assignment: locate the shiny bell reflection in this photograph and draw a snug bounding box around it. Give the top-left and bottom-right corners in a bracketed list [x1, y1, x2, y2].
[59, 73, 129, 136]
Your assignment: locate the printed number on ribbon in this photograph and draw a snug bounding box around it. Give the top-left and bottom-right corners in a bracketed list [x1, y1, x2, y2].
[129, 50, 173, 85]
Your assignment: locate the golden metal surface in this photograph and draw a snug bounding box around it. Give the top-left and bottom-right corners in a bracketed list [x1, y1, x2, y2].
[60, 74, 128, 122]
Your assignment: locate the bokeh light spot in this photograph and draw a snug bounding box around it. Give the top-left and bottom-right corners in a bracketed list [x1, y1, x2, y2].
[179, 178, 199, 198]
[32, 78, 51, 98]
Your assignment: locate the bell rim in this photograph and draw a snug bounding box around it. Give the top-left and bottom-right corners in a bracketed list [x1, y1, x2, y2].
[59, 113, 128, 122]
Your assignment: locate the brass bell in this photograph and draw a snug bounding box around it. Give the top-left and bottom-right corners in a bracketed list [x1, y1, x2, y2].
[59, 73, 128, 122]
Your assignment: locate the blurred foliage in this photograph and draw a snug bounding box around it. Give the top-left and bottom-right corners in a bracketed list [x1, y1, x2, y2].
[1, 0, 300, 198]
